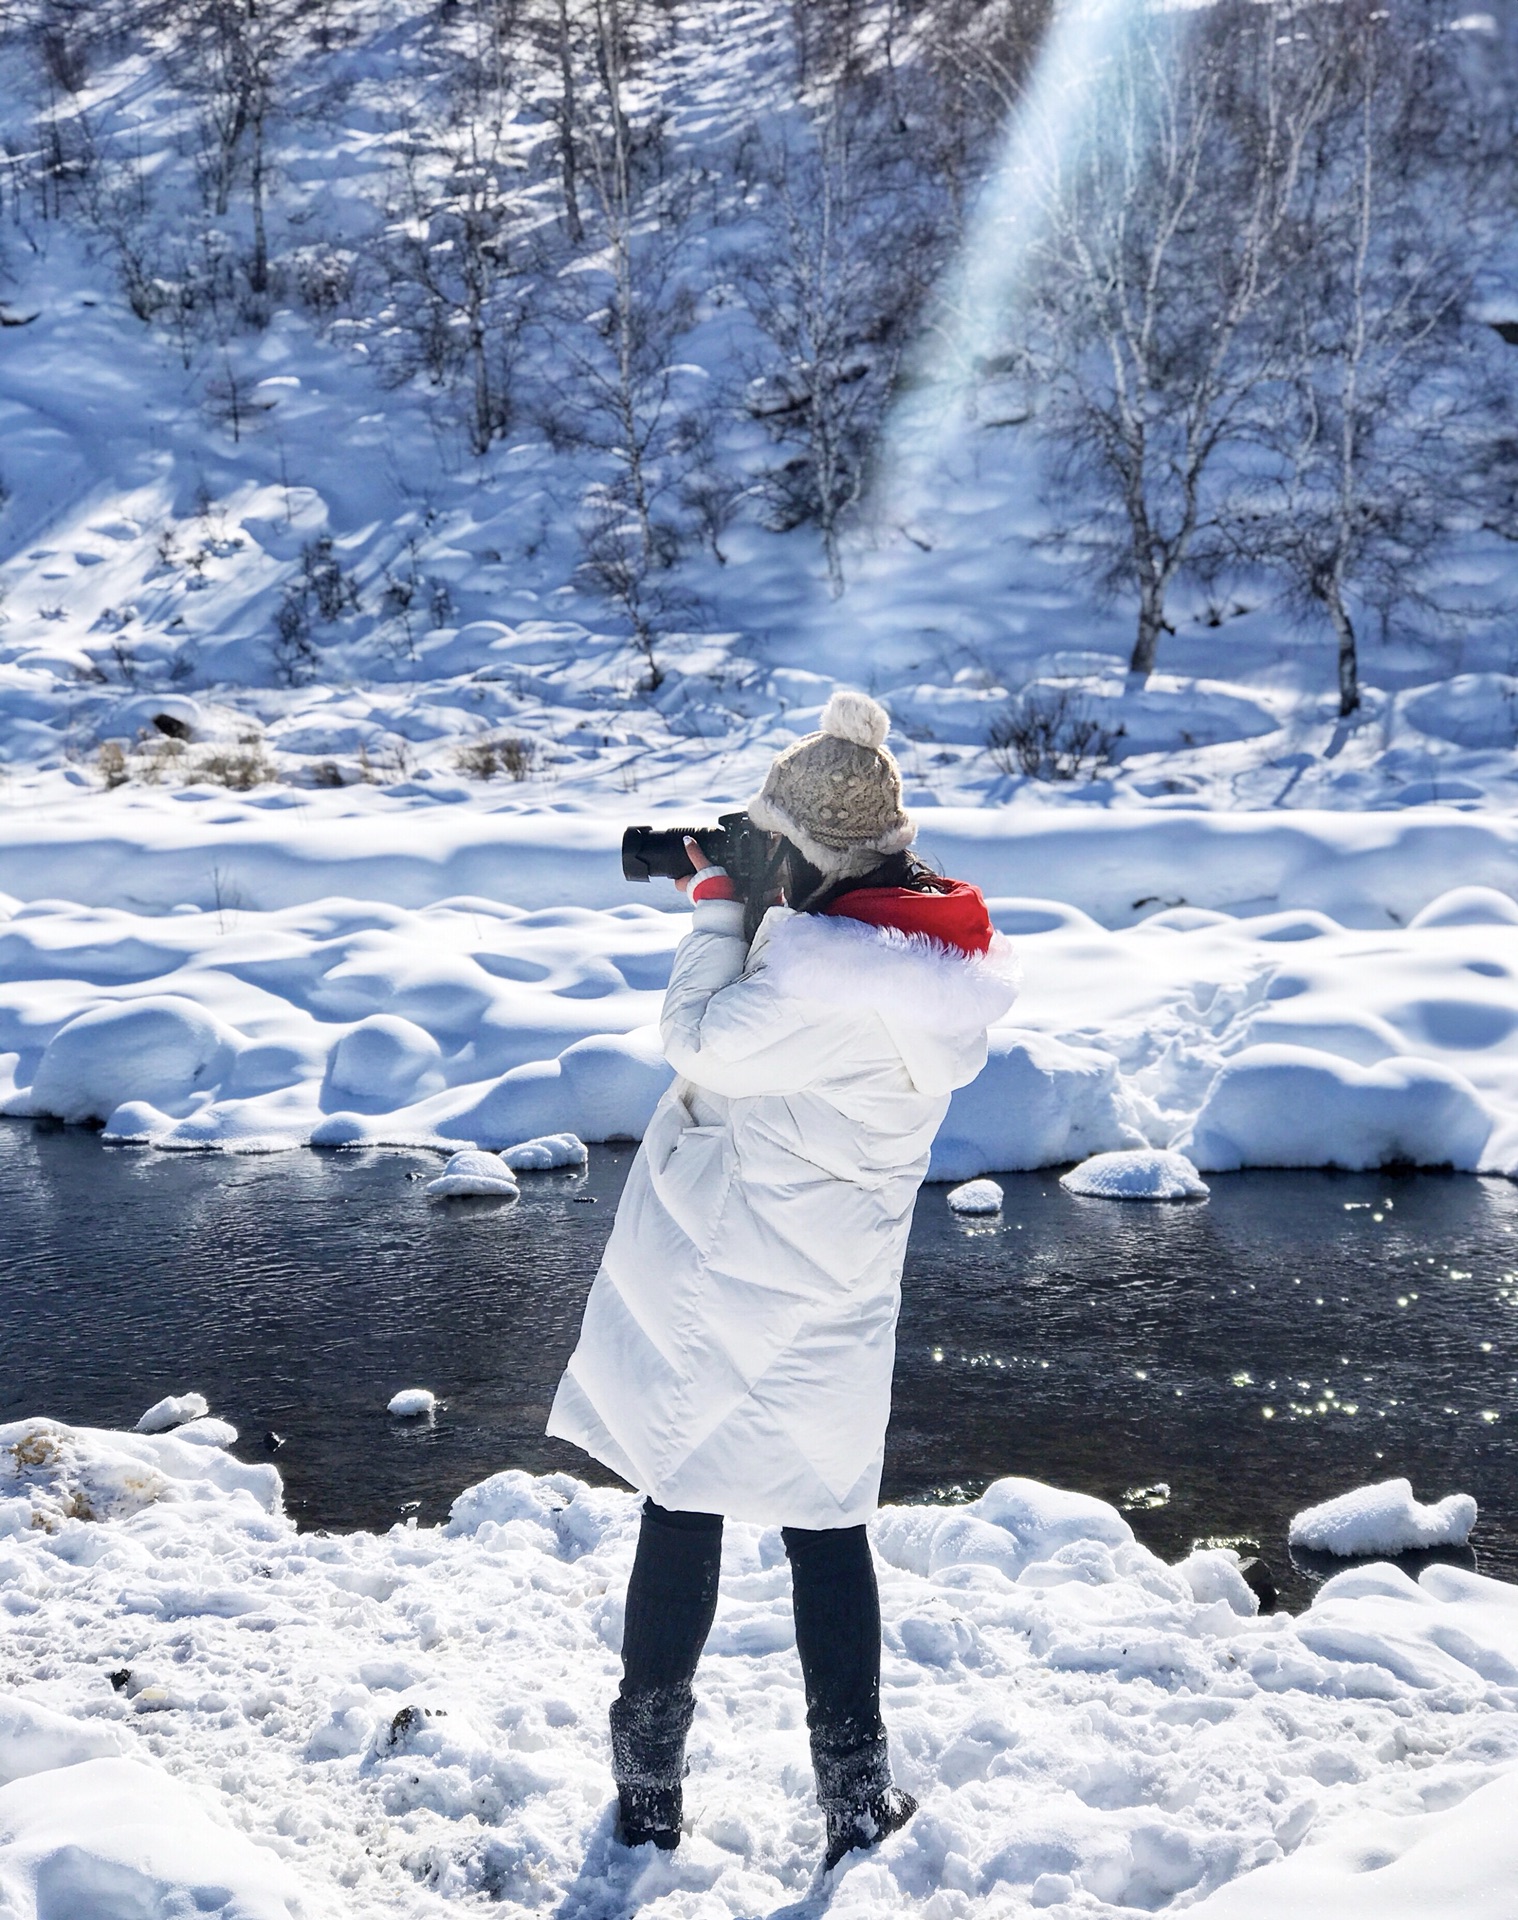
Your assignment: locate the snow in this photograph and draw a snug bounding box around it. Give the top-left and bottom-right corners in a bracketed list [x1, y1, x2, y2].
[1183, 1049, 1494, 1173]
[946, 1179, 1004, 1214]
[7, 1415, 1518, 1917]
[1289, 1479, 1480, 1557]
[386, 1389, 438, 1419]
[424, 1150, 520, 1198]
[1060, 1148, 1210, 1200]
[500, 1132, 589, 1171]
[7, 839, 1518, 1178]
[135, 1390, 211, 1433]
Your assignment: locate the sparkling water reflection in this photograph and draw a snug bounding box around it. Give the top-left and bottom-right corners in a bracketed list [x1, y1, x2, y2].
[2, 1120, 1513, 1607]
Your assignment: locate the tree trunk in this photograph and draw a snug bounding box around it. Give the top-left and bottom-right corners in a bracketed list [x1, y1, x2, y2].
[248, 106, 268, 294]
[1328, 591, 1359, 716]
[556, 0, 584, 244]
[1128, 579, 1165, 680]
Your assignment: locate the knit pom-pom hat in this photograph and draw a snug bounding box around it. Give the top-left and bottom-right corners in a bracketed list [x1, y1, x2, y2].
[747, 690, 915, 878]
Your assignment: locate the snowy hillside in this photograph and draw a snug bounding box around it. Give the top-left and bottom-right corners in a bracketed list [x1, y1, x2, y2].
[0, 0, 1516, 816]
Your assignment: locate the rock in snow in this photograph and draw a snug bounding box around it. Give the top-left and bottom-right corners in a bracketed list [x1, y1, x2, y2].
[946, 1178, 1004, 1214]
[1061, 1148, 1210, 1201]
[1289, 1478, 1478, 1556]
[387, 1388, 437, 1418]
[424, 1149, 520, 1197]
[134, 1391, 210, 1434]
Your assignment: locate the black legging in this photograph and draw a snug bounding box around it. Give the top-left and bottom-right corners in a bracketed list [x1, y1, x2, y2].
[610, 1500, 890, 1812]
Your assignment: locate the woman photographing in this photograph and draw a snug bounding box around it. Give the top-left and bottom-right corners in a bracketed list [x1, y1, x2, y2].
[548, 690, 1017, 1870]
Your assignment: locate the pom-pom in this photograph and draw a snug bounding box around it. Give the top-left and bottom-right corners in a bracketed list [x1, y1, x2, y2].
[820, 688, 890, 750]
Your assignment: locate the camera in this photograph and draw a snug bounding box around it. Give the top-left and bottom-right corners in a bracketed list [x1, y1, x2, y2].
[622, 811, 776, 903]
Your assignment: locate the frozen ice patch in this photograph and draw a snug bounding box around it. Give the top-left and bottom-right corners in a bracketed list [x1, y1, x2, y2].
[1289, 1478, 1478, 1556]
[1061, 1149, 1209, 1201]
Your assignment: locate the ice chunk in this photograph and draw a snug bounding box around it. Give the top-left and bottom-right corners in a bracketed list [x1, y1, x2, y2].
[500, 1131, 589, 1171]
[388, 1388, 437, 1418]
[1289, 1478, 1477, 1556]
[1061, 1149, 1209, 1201]
[172, 1417, 238, 1448]
[135, 1392, 210, 1434]
[425, 1149, 520, 1197]
[947, 1178, 1003, 1214]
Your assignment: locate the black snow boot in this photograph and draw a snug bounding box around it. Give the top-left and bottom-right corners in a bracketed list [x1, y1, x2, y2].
[610, 1684, 691, 1849]
[823, 1786, 919, 1871]
[610, 1501, 725, 1852]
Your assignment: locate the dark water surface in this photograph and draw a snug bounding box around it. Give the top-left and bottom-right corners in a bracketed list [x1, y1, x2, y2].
[3, 1119, 1515, 1606]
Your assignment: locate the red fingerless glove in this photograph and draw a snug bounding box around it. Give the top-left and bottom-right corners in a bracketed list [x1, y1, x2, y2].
[689, 866, 737, 903]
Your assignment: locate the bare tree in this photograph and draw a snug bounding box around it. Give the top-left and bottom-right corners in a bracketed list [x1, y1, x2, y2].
[1238, 2, 1513, 716]
[539, 0, 701, 684]
[738, 87, 944, 595]
[178, 0, 301, 299]
[379, 0, 535, 455]
[1018, 1, 1339, 679]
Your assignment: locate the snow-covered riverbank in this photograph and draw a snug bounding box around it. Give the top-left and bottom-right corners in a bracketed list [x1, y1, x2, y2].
[2, 1415, 1516, 1919]
[4, 798, 1518, 1176]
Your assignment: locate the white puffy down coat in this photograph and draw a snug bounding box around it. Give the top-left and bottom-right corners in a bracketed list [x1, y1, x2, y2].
[546, 894, 1018, 1529]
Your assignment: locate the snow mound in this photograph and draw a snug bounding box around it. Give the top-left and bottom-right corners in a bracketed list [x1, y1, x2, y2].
[0, 1417, 280, 1530]
[135, 1391, 209, 1433]
[387, 1388, 437, 1418]
[19, 995, 240, 1125]
[1409, 884, 1518, 929]
[872, 1475, 1135, 1585]
[1061, 1149, 1209, 1201]
[1184, 1047, 1493, 1172]
[947, 1178, 1003, 1214]
[1289, 1478, 1478, 1556]
[500, 1131, 589, 1171]
[0, 1696, 129, 1788]
[329, 1014, 444, 1102]
[101, 1098, 175, 1143]
[8, 1414, 1518, 1917]
[425, 1149, 520, 1197]
[930, 1031, 1144, 1181]
[0, 1756, 313, 1920]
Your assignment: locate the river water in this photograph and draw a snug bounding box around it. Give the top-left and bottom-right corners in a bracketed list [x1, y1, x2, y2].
[3, 1120, 1514, 1607]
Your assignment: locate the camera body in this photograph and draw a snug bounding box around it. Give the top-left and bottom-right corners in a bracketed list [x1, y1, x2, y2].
[622, 811, 775, 903]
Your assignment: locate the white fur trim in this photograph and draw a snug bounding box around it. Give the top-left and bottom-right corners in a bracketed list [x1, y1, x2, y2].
[821, 688, 890, 750]
[757, 912, 1018, 1036]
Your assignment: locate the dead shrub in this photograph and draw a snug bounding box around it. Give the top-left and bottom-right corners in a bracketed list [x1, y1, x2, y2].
[453, 735, 536, 782]
[986, 686, 1124, 782]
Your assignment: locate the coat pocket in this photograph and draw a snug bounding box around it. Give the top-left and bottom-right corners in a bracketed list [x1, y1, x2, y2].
[646, 1101, 734, 1257]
